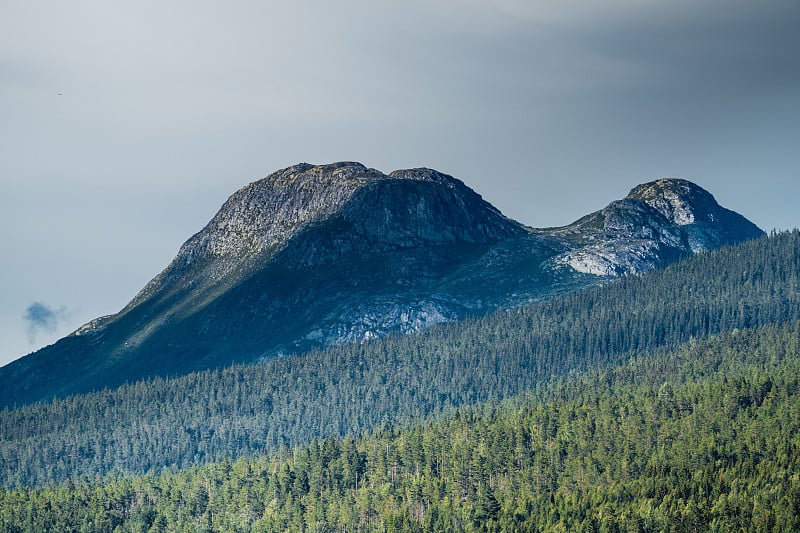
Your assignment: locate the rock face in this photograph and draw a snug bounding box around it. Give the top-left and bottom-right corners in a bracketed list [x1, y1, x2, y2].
[0, 164, 763, 406]
[552, 178, 763, 276]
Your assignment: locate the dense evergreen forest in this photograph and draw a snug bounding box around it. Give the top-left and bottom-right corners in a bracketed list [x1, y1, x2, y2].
[1, 231, 799, 488]
[2, 322, 799, 531]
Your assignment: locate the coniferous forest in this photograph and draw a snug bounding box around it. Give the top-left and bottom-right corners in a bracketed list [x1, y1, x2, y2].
[1, 231, 800, 531]
[2, 323, 799, 531]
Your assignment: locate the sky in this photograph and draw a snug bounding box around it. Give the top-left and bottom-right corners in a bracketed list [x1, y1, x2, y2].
[1, 0, 798, 366]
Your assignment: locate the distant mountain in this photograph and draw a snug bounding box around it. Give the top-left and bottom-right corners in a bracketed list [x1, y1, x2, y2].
[0, 163, 763, 407]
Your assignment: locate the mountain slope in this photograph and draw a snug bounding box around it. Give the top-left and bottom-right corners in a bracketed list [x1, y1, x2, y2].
[3, 231, 796, 488]
[0, 164, 763, 406]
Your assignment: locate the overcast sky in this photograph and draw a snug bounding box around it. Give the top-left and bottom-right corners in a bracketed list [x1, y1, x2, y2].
[1, 0, 798, 366]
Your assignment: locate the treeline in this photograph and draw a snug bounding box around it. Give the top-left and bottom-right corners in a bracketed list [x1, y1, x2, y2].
[1, 231, 799, 488]
[2, 322, 799, 532]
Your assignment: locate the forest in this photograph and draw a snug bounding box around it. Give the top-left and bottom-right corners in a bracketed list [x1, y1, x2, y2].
[2, 322, 799, 531]
[1, 231, 799, 531]
[1, 231, 799, 489]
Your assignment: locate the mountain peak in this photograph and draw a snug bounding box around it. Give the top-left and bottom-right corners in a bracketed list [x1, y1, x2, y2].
[197, 162, 380, 258]
[626, 178, 719, 226]
[555, 177, 764, 276]
[388, 167, 464, 187]
[127, 162, 524, 310]
[187, 162, 521, 263]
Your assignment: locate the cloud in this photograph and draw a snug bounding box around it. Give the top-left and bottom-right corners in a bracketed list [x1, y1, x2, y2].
[24, 302, 69, 343]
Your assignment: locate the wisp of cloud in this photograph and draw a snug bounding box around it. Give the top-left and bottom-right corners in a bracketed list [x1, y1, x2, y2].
[24, 302, 69, 343]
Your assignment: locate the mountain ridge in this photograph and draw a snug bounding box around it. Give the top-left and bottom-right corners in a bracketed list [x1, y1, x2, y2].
[0, 162, 764, 406]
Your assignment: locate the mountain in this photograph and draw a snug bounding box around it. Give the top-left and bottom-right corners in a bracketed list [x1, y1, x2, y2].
[0, 163, 763, 407]
[551, 178, 765, 275]
[2, 231, 797, 488]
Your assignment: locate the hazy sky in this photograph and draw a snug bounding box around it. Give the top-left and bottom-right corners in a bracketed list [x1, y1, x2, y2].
[1, 0, 798, 366]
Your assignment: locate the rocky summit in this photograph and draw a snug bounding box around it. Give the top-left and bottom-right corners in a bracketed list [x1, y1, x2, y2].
[0, 163, 763, 406]
[551, 178, 762, 276]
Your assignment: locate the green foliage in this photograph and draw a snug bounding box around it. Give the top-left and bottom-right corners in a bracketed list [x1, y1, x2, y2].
[1, 231, 799, 488]
[2, 323, 800, 531]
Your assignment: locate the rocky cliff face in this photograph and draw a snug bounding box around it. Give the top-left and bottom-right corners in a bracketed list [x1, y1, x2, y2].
[0, 164, 764, 407]
[551, 178, 763, 276]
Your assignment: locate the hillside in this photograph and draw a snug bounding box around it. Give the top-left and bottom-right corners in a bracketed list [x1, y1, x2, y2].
[2, 231, 797, 488]
[3, 322, 798, 531]
[0, 164, 763, 407]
